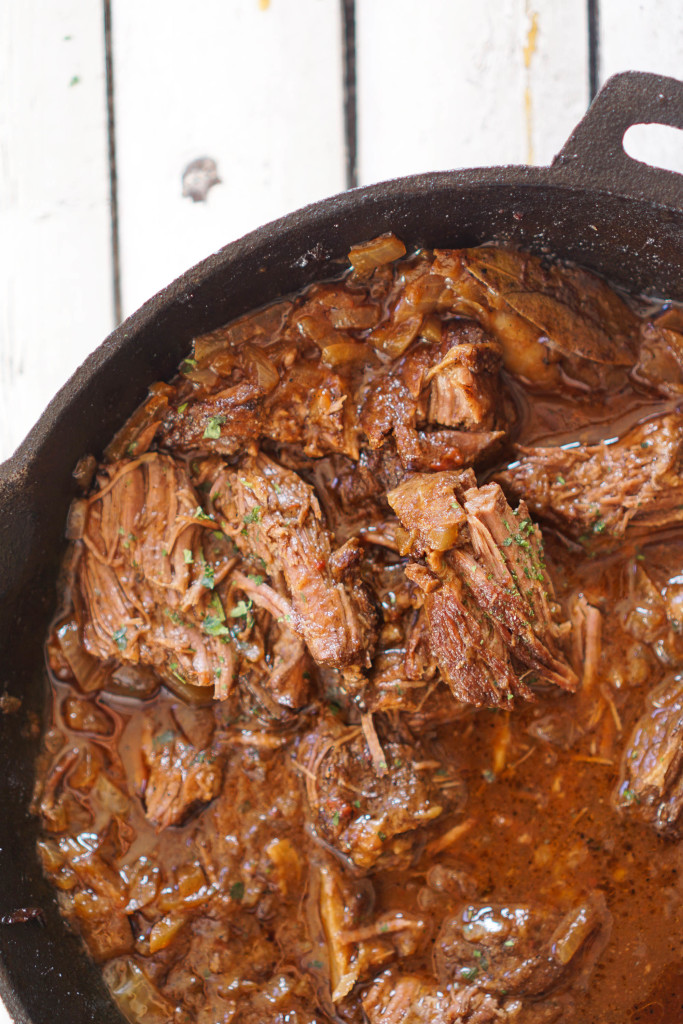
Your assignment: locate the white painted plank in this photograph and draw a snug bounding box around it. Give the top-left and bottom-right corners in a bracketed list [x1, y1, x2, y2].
[112, 0, 347, 317]
[356, 0, 590, 184]
[0, 0, 114, 463]
[600, 0, 683, 173]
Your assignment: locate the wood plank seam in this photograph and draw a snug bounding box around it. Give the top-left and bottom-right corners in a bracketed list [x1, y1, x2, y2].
[104, 0, 122, 325]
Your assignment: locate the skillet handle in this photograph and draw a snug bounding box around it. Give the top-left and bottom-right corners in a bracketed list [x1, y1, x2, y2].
[551, 71, 683, 212]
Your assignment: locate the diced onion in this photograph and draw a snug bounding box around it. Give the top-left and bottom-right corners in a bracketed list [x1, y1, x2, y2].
[328, 305, 380, 329]
[369, 315, 422, 358]
[348, 233, 407, 275]
[552, 903, 594, 965]
[242, 343, 280, 392]
[65, 498, 88, 540]
[57, 620, 109, 693]
[321, 342, 371, 367]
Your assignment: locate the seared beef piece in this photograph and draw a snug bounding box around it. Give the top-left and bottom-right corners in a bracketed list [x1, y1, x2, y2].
[388, 475, 576, 707]
[207, 452, 379, 672]
[497, 412, 683, 539]
[435, 895, 611, 999]
[424, 324, 504, 431]
[361, 321, 505, 472]
[77, 453, 238, 699]
[159, 346, 358, 459]
[299, 713, 459, 870]
[615, 676, 683, 837]
[141, 713, 223, 830]
[159, 381, 264, 456]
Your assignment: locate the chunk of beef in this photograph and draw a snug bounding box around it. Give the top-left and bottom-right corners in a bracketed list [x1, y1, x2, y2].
[615, 675, 683, 837]
[299, 712, 460, 870]
[497, 413, 683, 539]
[141, 712, 223, 830]
[361, 969, 562, 1024]
[206, 452, 379, 673]
[361, 321, 505, 472]
[158, 328, 358, 457]
[388, 475, 576, 707]
[77, 453, 238, 698]
[434, 894, 611, 1000]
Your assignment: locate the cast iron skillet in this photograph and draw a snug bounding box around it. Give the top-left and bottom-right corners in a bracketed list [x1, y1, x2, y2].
[1, 70, 682, 1024]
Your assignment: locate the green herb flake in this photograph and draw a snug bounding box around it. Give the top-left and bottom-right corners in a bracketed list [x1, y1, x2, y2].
[183, 548, 194, 564]
[193, 506, 214, 522]
[460, 966, 479, 982]
[177, 402, 188, 415]
[229, 881, 245, 902]
[556, 474, 566, 485]
[230, 599, 253, 619]
[203, 615, 231, 637]
[593, 518, 606, 534]
[503, 938, 516, 948]
[112, 626, 128, 651]
[331, 811, 340, 827]
[181, 357, 197, 372]
[203, 415, 226, 440]
[243, 506, 261, 525]
[154, 729, 175, 748]
[200, 562, 215, 589]
[482, 769, 496, 783]
[353, 799, 361, 809]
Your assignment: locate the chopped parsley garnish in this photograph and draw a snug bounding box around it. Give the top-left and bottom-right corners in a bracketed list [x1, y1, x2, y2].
[177, 402, 188, 415]
[203, 415, 226, 440]
[192, 506, 214, 521]
[331, 810, 340, 827]
[230, 599, 253, 619]
[243, 506, 261, 525]
[460, 966, 479, 981]
[183, 548, 194, 564]
[248, 573, 264, 586]
[154, 729, 175, 747]
[229, 881, 245, 902]
[203, 615, 231, 637]
[112, 626, 127, 651]
[200, 560, 215, 589]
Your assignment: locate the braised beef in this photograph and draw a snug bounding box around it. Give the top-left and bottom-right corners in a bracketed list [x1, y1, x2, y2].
[389, 474, 577, 706]
[299, 712, 462, 869]
[497, 412, 683, 539]
[36, 238, 683, 1024]
[615, 675, 683, 837]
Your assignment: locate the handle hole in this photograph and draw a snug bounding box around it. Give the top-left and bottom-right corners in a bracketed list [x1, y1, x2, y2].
[623, 123, 683, 175]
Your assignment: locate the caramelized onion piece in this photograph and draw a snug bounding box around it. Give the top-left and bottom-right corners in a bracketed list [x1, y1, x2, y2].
[348, 233, 407, 275]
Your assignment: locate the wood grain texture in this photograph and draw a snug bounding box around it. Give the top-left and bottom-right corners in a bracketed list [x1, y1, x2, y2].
[600, 0, 683, 173]
[0, 0, 113, 462]
[355, 0, 590, 184]
[111, 0, 347, 317]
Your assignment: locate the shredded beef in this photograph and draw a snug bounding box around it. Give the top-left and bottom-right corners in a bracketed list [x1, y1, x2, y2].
[497, 412, 683, 539]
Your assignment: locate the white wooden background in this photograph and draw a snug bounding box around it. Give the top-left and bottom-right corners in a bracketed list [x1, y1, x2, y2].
[0, 0, 681, 1013]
